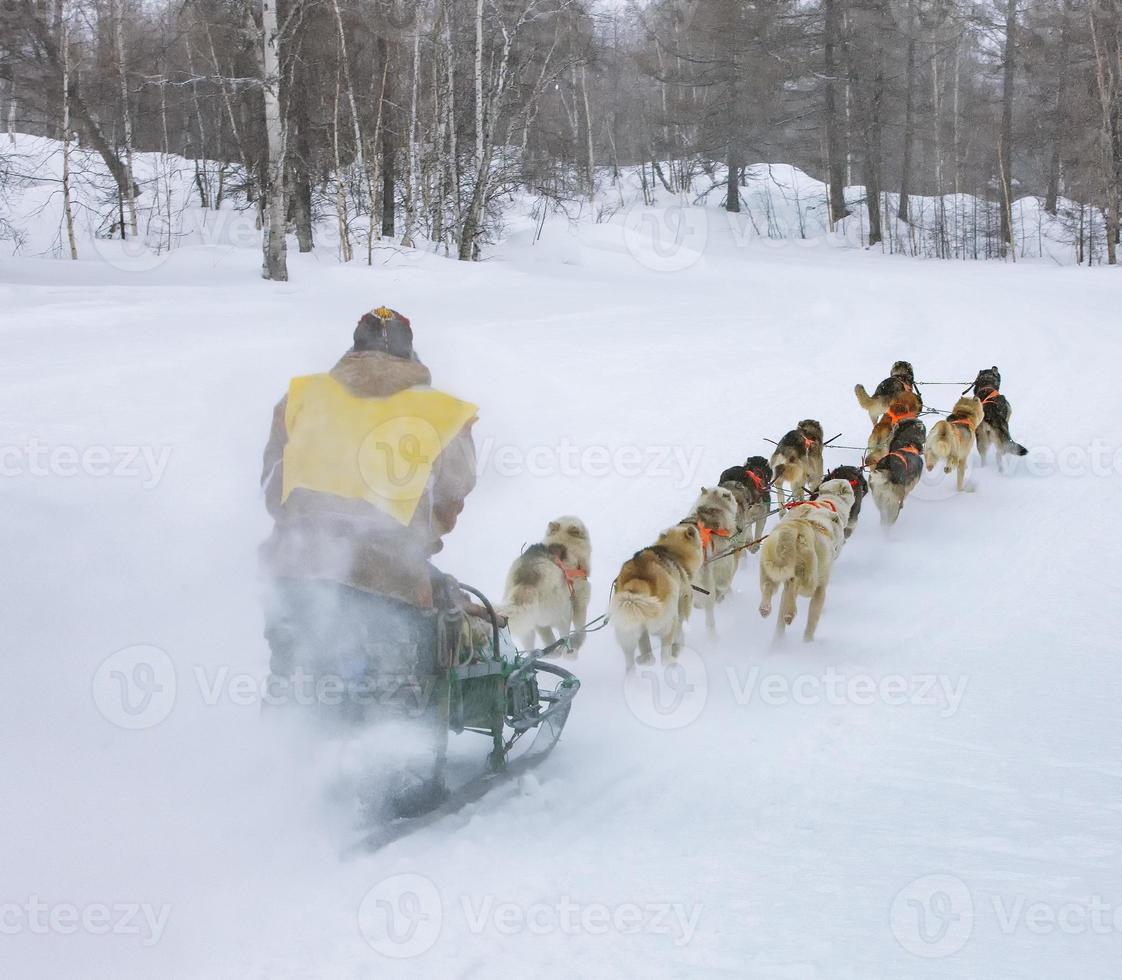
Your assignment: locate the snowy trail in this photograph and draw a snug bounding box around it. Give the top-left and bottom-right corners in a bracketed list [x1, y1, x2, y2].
[2, 230, 1121, 979]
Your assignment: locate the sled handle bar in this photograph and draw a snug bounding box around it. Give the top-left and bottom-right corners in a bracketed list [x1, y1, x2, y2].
[458, 583, 501, 659]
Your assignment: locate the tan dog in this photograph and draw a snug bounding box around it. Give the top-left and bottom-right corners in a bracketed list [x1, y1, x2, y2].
[610, 524, 703, 670]
[769, 420, 825, 506]
[758, 479, 854, 642]
[865, 393, 921, 466]
[925, 396, 984, 492]
[500, 517, 591, 657]
[683, 486, 740, 633]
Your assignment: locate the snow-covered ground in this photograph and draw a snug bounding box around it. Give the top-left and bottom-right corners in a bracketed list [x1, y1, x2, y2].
[2, 187, 1122, 979]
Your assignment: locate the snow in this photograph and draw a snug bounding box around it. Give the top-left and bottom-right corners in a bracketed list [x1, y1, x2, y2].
[3, 140, 1122, 979]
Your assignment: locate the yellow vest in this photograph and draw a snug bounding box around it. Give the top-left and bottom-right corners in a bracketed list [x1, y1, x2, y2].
[281, 374, 478, 526]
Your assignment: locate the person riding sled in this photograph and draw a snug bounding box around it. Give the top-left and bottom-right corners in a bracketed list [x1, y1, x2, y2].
[259, 306, 479, 817]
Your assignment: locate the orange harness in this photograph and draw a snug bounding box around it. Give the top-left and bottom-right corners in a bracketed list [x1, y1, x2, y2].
[883, 407, 918, 427]
[553, 557, 588, 598]
[803, 436, 818, 451]
[696, 522, 731, 556]
[882, 445, 922, 469]
[980, 389, 1001, 406]
[786, 499, 837, 513]
[949, 417, 976, 431]
[744, 469, 766, 493]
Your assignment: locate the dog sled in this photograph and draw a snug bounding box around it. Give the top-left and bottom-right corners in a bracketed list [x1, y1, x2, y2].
[345, 583, 581, 854]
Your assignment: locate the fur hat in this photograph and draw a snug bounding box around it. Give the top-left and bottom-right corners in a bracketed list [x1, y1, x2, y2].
[353, 306, 414, 358]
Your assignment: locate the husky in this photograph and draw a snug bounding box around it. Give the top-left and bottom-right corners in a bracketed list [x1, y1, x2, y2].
[869, 418, 927, 526]
[855, 361, 923, 424]
[718, 455, 773, 556]
[683, 486, 741, 633]
[500, 517, 591, 657]
[814, 465, 869, 539]
[926, 396, 984, 492]
[970, 366, 1029, 471]
[865, 393, 922, 466]
[609, 524, 703, 670]
[758, 479, 855, 642]
[769, 420, 825, 507]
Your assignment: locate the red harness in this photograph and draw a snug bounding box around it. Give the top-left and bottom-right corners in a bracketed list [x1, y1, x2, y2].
[744, 469, 766, 493]
[786, 499, 837, 513]
[883, 406, 918, 427]
[696, 521, 732, 556]
[553, 558, 588, 598]
[882, 445, 922, 469]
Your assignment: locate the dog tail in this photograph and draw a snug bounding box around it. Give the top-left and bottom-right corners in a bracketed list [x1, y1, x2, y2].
[925, 420, 953, 471]
[609, 582, 661, 643]
[854, 383, 876, 412]
[1004, 437, 1029, 457]
[760, 524, 799, 584]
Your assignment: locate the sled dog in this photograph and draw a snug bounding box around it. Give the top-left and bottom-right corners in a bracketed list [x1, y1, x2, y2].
[855, 361, 922, 424]
[769, 420, 825, 506]
[865, 394, 922, 466]
[869, 418, 927, 526]
[501, 517, 591, 656]
[718, 455, 773, 556]
[610, 524, 703, 670]
[814, 465, 869, 539]
[758, 478, 855, 641]
[971, 366, 1029, 471]
[684, 486, 741, 633]
[925, 396, 984, 492]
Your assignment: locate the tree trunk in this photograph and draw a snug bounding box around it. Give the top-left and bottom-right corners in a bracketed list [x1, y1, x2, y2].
[1045, 0, 1073, 215]
[999, 0, 1016, 257]
[110, 0, 138, 237]
[59, 0, 78, 259]
[898, 23, 917, 222]
[824, 0, 849, 224]
[260, 0, 288, 281]
[378, 35, 396, 239]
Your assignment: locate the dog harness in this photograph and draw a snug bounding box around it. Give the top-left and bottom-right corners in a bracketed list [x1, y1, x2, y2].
[744, 469, 767, 493]
[787, 499, 837, 514]
[695, 521, 731, 557]
[882, 406, 918, 426]
[880, 445, 922, 470]
[980, 389, 1001, 406]
[949, 416, 977, 431]
[552, 557, 588, 598]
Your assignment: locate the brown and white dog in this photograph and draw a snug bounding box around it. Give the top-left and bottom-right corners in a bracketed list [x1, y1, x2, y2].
[610, 524, 703, 670]
[855, 361, 923, 424]
[683, 486, 741, 633]
[925, 396, 984, 492]
[971, 366, 1029, 471]
[500, 517, 591, 657]
[758, 479, 855, 642]
[769, 420, 825, 507]
[865, 394, 922, 466]
[869, 418, 927, 526]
